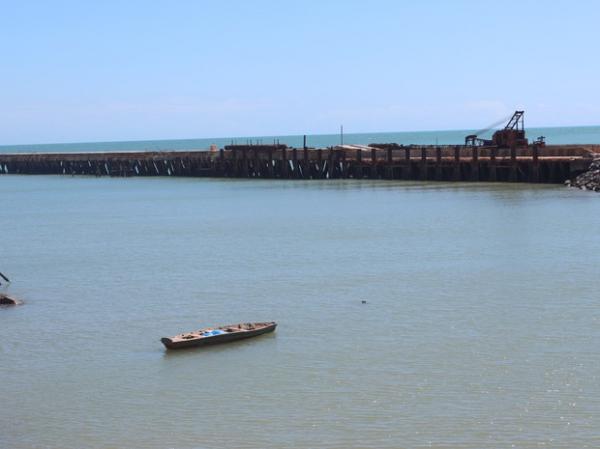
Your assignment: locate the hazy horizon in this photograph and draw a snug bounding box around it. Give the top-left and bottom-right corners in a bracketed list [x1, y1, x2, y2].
[1, 124, 599, 154]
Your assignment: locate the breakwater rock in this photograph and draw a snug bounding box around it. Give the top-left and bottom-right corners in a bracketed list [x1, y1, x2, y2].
[566, 158, 600, 191]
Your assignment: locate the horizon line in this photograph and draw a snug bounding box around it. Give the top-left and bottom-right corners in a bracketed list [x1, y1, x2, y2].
[1, 123, 599, 148]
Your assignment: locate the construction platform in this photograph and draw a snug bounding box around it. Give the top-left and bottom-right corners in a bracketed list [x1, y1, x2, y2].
[0, 144, 597, 183]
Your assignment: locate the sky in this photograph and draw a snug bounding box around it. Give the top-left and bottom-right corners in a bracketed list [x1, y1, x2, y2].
[1, 0, 599, 145]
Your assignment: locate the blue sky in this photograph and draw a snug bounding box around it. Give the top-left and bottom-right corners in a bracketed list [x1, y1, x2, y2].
[1, 0, 598, 144]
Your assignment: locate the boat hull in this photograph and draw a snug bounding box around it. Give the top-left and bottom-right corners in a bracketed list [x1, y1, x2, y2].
[161, 322, 276, 350]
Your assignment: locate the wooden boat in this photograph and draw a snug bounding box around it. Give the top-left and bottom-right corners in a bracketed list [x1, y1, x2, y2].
[161, 321, 277, 350]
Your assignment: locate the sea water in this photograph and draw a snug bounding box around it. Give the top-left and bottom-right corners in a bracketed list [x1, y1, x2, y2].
[1, 126, 600, 153]
[1, 172, 600, 448]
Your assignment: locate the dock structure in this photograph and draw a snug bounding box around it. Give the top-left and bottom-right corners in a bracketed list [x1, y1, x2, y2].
[0, 144, 597, 183]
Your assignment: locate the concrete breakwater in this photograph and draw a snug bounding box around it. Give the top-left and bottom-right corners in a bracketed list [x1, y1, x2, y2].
[0, 144, 597, 183]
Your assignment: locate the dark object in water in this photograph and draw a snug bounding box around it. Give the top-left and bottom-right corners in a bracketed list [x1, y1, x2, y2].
[0, 293, 19, 306]
[161, 321, 277, 350]
[0, 271, 10, 287]
[361, 300, 367, 304]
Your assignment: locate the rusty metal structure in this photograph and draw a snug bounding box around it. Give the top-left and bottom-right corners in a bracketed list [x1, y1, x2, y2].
[465, 110, 528, 148]
[491, 110, 528, 148]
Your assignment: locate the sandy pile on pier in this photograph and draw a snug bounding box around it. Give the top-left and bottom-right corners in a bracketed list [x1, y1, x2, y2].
[566, 158, 600, 192]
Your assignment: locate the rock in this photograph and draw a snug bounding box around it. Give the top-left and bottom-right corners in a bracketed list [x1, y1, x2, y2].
[0, 293, 19, 305]
[567, 157, 600, 192]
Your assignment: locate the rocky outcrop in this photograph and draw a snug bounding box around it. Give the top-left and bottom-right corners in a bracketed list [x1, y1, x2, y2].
[566, 158, 600, 192]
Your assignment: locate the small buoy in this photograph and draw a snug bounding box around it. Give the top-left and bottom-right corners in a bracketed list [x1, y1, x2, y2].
[361, 300, 367, 304]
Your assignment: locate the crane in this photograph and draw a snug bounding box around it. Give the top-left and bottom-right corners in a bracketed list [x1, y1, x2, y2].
[465, 110, 529, 148]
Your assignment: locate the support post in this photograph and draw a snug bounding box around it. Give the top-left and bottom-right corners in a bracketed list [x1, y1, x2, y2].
[355, 148, 362, 178]
[267, 148, 274, 178]
[509, 145, 518, 182]
[303, 146, 310, 178]
[453, 146, 461, 181]
[489, 147, 497, 181]
[404, 146, 411, 179]
[386, 147, 393, 179]
[241, 147, 249, 177]
[471, 146, 479, 181]
[532, 144, 540, 182]
[292, 148, 298, 179]
[371, 147, 377, 179]
[316, 149, 323, 179]
[281, 147, 288, 178]
[253, 148, 261, 177]
[435, 146, 442, 181]
[232, 148, 238, 177]
[420, 147, 427, 181]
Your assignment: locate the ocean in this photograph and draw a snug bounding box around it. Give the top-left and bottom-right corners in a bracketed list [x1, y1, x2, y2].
[2, 125, 600, 153]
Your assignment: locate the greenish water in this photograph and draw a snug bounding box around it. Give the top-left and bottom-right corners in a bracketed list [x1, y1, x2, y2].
[1, 176, 600, 449]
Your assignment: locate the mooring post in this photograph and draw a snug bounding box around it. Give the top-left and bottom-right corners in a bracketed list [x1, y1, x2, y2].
[471, 146, 479, 181]
[435, 146, 442, 180]
[453, 146, 461, 181]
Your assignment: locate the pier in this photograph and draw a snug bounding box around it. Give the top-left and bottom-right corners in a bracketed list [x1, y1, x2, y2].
[0, 144, 596, 183]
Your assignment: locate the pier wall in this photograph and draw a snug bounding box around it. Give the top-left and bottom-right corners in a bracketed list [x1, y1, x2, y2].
[0, 145, 597, 183]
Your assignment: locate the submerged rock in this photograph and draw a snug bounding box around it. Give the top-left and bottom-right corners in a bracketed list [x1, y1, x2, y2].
[568, 158, 600, 192]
